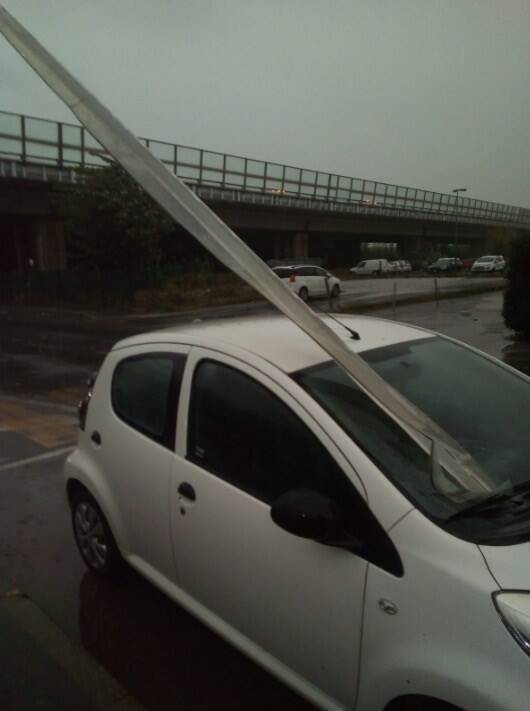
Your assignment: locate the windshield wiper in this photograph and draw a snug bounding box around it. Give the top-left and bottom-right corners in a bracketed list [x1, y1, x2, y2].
[448, 481, 530, 521]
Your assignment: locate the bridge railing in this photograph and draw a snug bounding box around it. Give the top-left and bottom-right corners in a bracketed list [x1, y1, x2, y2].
[1, 109, 529, 226]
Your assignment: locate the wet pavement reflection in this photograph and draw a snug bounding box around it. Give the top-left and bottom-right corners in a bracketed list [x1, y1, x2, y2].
[502, 334, 530, 376]
[79, 569, 312, 711]
[370, 290, 530, 376]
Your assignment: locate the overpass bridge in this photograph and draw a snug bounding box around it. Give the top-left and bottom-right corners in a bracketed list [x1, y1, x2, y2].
[1, 110, 529, 271]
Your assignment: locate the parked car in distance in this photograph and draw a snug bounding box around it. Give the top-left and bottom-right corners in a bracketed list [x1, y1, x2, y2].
[66, 314, 530, 711]
[391, 260, 412, 273]
[361, 198, 382, 207]
[272, 265, 341, 301]
[425, 257, 464, 273]
[350, 258, 394, 275]
[471, 255, 506, 273]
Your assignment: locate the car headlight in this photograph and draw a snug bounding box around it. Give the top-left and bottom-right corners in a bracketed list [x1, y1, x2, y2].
[494, 592, 530, 656]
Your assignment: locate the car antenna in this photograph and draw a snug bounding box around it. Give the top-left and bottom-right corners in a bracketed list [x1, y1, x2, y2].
[313, 306, 360, 340]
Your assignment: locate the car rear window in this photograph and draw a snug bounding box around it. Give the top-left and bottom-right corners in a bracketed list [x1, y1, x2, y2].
[273, 267, 294, 279]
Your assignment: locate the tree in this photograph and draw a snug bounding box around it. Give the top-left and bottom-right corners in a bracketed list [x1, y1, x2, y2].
[503, 233, 530, 335]
[64, 164, 174, 271]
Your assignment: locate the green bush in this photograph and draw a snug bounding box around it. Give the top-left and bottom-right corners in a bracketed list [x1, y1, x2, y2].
[503, 234, 530, 334]
[65, 164, 174, 271]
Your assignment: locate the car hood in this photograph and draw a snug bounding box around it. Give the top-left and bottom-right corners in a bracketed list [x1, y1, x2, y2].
[480, 542, 530, 589]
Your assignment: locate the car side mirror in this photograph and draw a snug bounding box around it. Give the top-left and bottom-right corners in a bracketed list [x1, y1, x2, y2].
[270, 489, 355, 546]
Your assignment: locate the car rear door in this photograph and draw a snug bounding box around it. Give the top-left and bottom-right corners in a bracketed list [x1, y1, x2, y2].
[87, 344, 189, 581]
[295, 266, 313, 295]
[169, 348, 367, 709]
[313, 267, 330, 296]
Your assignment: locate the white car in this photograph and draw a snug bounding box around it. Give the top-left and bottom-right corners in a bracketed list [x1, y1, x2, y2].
[350, 259, 394, 275]
[392, 260, 412, 273]
[471, 255, 506, 273]
[66, 314, 530, 711]
[272, 265, 341, 301]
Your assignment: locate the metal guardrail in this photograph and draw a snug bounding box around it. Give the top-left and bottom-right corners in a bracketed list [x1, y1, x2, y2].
[1, 109, 529, 227]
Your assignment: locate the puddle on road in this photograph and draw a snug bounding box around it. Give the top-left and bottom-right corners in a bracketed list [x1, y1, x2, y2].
[503, 336, 530, 376]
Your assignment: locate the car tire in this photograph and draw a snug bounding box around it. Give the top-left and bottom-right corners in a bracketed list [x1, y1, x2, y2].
[71, 490, 122, 578]
[331, 284, 340, 298]
[298, 287, 309, 302]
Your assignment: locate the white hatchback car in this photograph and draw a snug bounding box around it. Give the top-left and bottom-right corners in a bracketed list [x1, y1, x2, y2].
[471, 255, 506, 273]
[66, 314, 530, 711]
[272, 265, 341, 301]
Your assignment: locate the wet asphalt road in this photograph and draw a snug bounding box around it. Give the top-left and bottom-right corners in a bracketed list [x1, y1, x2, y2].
[1, 289, 529, 711]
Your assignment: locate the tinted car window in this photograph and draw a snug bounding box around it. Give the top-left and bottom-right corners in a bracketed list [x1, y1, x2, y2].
[189, 360, 350, 504]
[296, 267, 313, 277]
[273, 267, 294, 279]
[112, 353, 186, 448]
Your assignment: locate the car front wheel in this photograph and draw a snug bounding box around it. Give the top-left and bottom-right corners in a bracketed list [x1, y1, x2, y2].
[71, 491, 122, 577]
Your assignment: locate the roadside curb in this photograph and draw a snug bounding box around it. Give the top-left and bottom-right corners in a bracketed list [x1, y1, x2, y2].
[339, 283, 505, 314]
[0, 590, 145, 711]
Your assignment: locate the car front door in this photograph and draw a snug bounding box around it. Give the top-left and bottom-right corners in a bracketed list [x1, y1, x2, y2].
[170, 349, 368, 709]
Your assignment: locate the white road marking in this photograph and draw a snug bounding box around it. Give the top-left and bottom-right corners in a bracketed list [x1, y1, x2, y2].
[0, 446, 75, 473]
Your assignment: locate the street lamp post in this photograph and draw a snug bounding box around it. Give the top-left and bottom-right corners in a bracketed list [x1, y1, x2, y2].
[452, 187, 467, 258]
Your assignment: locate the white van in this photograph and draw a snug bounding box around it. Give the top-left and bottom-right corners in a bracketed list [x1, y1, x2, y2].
[350, 259, 394, 275]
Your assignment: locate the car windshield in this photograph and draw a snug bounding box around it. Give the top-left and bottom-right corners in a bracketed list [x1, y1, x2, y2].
[477, 256, 495, 262]
[295, 336, 530, 537]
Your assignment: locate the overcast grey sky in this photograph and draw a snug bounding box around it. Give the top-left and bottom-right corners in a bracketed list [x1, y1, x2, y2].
[1, 0, 529, 205]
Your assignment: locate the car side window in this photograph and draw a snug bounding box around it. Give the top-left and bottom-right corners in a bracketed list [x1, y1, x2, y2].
[297, 266, 312, 277]
[188, 360, 354, 505]
[273, 267, 292, 279]
[112, 352, 186, 449]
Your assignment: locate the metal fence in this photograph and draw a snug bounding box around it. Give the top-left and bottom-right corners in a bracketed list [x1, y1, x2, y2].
[1, 109, 529, 227]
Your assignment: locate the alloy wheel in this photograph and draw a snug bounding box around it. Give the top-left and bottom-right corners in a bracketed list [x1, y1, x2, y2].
[74, 501, 108, 570]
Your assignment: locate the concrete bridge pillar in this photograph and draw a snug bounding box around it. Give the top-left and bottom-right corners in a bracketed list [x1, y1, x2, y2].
[273, 235, 284, 260]
[33, 220, 66, 270]
[398, 235, 427, 258]
[292, 231, 309, 259]
[349, 240, 361, 268]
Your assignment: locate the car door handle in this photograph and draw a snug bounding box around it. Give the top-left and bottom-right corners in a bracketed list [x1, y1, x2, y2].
[178, 482, 196, 502]
[91, 430, 102, 445]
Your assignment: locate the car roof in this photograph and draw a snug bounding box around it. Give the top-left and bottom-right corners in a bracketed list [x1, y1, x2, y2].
[113, 313, 434, 374]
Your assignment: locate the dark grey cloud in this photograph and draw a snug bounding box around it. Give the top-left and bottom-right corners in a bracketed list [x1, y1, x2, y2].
[2, 0, 529, 205]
